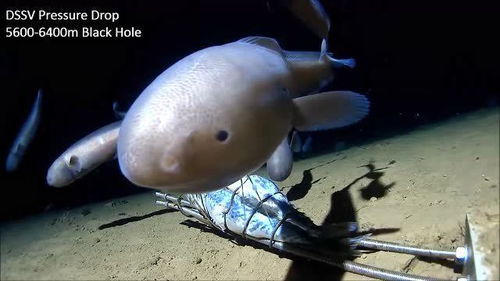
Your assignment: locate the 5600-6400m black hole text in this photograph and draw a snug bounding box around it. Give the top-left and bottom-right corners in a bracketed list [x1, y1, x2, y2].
[5, 26, 142, 38]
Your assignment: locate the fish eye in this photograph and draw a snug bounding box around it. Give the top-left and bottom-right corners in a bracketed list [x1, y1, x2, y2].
[215, 130, 229, 142]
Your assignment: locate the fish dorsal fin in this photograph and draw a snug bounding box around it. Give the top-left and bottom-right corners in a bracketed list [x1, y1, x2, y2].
[238, 36, 283, 54]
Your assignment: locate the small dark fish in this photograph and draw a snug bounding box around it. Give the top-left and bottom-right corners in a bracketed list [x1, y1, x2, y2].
[6, 89, 43, 172]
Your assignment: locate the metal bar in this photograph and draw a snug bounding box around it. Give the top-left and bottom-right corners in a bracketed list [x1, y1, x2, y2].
[358, 239, 456, 260]
[268, 241, 443, 281]
[342, 260, 443, 281]
[155, 200, 205, 220]
[231, 234, 442, 281]
[155, 192, 190, 206]
[156, 199, 214, 226]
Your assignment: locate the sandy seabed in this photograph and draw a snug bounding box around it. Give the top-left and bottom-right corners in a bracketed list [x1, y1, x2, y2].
[1, 108, 499, 280]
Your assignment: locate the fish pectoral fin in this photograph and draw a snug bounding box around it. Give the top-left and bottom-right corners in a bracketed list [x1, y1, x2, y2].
[266, 137, 293, 181]
[238, 36, 283, 54]
[292, 91, 370, 131]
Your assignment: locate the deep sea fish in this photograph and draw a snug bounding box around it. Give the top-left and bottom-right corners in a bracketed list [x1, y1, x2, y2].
[46, 121, 121, 187]
[48, 1, 366, 190]
[47, 37, 367, 190]
[117, 36, 369, 193]
[6, 89, 43, 172]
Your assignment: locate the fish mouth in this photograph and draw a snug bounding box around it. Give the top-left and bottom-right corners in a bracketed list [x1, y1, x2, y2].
[46, 161, 75, 187]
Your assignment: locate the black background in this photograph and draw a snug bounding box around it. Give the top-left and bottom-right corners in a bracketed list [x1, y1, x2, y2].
[1, 0, 498, 220]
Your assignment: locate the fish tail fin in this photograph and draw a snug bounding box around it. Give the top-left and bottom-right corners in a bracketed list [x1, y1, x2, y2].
[320, 39, 356, 69]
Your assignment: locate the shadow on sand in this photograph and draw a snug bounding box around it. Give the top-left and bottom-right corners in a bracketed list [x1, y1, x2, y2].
[285, 156, 347, 202]
[357, 162, 396, 200]
[98, 208, 176, 230]
[286, 169, 313, 201]
[284, 161, 396, 281]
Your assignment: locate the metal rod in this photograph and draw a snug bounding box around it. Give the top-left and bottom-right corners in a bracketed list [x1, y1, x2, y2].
[155, 192, 191, 206]
[270, 241, 443, 281]
[155, 200, 169, 207]
[235, 234, 451, 280]
[358, 239, 456, 260]
[341, 260, 443, 281]
[154, 192, 165, 198]
[156, 199, 212, 225]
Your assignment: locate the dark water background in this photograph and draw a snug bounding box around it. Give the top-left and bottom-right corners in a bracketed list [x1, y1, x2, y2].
[1, 0, 498, 220]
